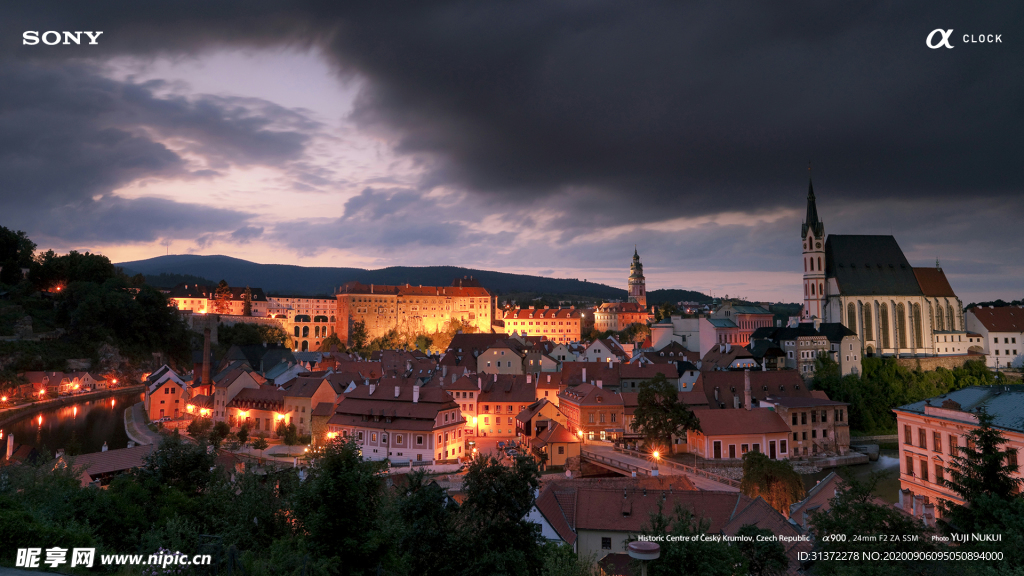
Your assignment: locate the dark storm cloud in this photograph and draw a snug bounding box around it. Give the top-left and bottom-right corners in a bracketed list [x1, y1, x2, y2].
[0, 59, 318, 242]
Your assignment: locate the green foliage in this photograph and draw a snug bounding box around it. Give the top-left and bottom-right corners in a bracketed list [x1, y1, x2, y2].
[242, 285, 253, 316]
[214, 279, 233, 314]
[237, 425, 250, 445]
[814, 356, 996, 434]
[292, 439, 390, 572]
[941, 409, 1023, 521]
[350, 319, 368, 349]
[0, 225, 35, 285]
[211, 420, 231, 448]
[186, 416, 213, 438]
[251, 433, 270, 457]
[810, 472, 937, 575]
[137, 433, 217, 494]
[653, 302, 679, 322]
[277, 421, 299, 445]
[540, 542, 596, 576]
[620, 322, 651, 344]
[218, 321, 288, 349]
[317, 333, 344, 352]
[739, 452, 805, 516]
[30, 249, 119, 289]
[460, 455, 544, 576]
[632, 373, 700, 449]
[55, 277, 192, 364]
[735, 524, 788, 576]
[392, 471, 462, 576]
[415, 333, 434, 353]
[634, 501, 743, 576]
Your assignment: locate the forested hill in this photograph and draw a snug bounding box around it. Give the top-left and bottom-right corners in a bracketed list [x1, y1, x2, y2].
[117, 255, 711, 303]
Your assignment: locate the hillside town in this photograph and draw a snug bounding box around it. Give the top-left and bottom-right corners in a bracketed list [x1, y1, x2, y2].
[4, 184, 1020, 575]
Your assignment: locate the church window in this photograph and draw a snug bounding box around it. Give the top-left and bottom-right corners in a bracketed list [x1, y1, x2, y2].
[896, 304, 907, 349]
[880, 304, 890, 349]
[947, 305, 956, 331]
[913, 304, 923, 349]
[863, 306, 873, 340]
[818, 257, 822, 270]
[804, 258, 807, 272]
[811, 283, 815, 295]
[819, 283, 823, 296]
[809, 258, 814, 271]
[847, 303, 857, 334]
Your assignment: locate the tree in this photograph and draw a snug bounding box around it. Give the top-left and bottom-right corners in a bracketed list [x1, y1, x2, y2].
[137, 433, 217, 494]
[292, 439, 391, 573]
[236, 425, 249, 445]
[415, 334, 434, 353]
[460, 455, 544, 576]
[210, 421, 231, 448]
[632, 373, 700, 450]
[186, 417, 213, 439]
[277, 421, 299, 445]
[213, 279, 233, 314]
[318, 333, 344, 352]
[739, 452, 805, 515]
[621, 322, 651, 345]
[350, 320, 368, 350]
[941, 408, 1023, 522]
[735, 524, 788, 576]
[633, 500, 742, 576]
[250, 434, 270, 461]
[394, 471, 463, 576]
[0, 226, 35, 285]
[810, 472, 937, 575]
[242, 286, 253, 316]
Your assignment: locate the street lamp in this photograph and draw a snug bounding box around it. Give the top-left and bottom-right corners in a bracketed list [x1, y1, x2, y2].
[652, 451, 660, 476]
[628, 541, 660, 576]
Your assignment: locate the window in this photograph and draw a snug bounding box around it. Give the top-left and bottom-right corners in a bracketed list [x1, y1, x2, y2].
[780, 440, 787, 453]
[792, 413, 798, 425]
[741, 444, 749, 454]
[947, 434, 956, 455]
[358, 431, 364, 441]
[416, 435, 424, 445]
[801, 412, 807, 425]
[904, 425, 912, 445]
[812, 430, 817, 438]
[601, 538, 611, 550]
[935, 464, 944, 485]
[821, 410, 827, 423]
[921, 460, 929, 482]
[933, 431, 942, 453]
[558, 446, 564, 455]
[906, 455, 914, 476]
[396, 434, 403, 444]
[1009, 449, 1019, 471]
[918, 428, 926, 449]
[371, 433, 377, 442]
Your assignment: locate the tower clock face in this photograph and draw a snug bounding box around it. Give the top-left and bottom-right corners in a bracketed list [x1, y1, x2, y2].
[816, 242, 821, 249]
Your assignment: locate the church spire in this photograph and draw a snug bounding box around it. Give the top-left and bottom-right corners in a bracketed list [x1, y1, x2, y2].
[801, 165, 824, 239]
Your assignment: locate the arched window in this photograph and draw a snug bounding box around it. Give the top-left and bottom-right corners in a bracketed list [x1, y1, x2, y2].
[947, 305, 955, 331]
[330, 315, 336, 323]
[847, 303, 857, 334]
[863, 305, 873, 341]
[314, 315, 329, 323]
[302, 326, 309, 337]
[880, 304, 890, 349]
[294, 326, 300, 337]
[805, 284, 809, 296]
[804, 258, 808, 272]
[818, 257, 822, 271]
[301, 340, 309, 351]
[819, 282, 823, 296]
[811, 283, 815, 295]
[809, 258, 813, 271]
[315, 326, 320, 338]
[913, 303, 923, 349]
[896, 303, 907, 349]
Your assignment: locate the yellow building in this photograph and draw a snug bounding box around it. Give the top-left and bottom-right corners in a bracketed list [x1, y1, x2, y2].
[335, 281, 494, 345]
[503, 306, 583, 343]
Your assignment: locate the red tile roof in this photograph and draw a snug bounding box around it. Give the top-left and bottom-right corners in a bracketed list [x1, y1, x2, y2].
[71, 445, 156, 486]
[536, 422, 579, 444]
[504, 307, 582, 319]
[699, 371, 810, 409]
[691, 408, 790, 436]
[969, 306, 1024, 333]
[558, 383, 623, 407]
[912, 267, 957, 297]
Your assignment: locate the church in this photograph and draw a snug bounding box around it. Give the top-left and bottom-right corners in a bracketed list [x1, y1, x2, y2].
[801, 179, 967, 358]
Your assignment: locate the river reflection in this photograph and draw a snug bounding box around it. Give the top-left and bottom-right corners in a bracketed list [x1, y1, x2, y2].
[802, 449, 902, 503]
[1, 392, 143, 457]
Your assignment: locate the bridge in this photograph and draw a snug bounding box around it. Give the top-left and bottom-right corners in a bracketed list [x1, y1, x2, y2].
[580, 445, 740, 491]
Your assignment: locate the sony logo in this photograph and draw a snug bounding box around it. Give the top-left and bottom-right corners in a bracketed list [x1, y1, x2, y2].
[23, 31, 103, 45]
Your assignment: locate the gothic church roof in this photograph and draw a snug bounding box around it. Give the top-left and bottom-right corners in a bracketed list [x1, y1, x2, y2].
[824, 235, 924, 297]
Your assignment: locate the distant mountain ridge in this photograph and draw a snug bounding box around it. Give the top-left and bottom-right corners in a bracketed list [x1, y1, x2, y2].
[117, 255, 711, 304]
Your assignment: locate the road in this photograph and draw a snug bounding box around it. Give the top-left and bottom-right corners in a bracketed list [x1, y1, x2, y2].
[583, 444, 739, 492]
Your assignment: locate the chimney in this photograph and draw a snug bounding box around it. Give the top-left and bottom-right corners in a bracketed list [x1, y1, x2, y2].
[101, 441, 108, 452]
[726, 343, 731, 354]
[477, 377, 482, 391]
[608, 360, 613, 369]
[202, 326, 212, 388]
[762, 361, 767, 372]
[395, 386, 401, 398]
[369, 384, 376, 395]
[597, 380, 603, 389]
[547, 374, 551, 383]
[814, 317, 821, 331]
[127, 441, 135, 449]
[413, 385, 420, 403]
[744, 369, 751, 411]
[582, 367, 587, 382]
[714, 387, 719, 401]
[442, 365, 447, 377]
[913, 494, 924, 517]
[494, 374, 498, 382]
[6, 434, 13, 460]
[526, 374, 532, 384]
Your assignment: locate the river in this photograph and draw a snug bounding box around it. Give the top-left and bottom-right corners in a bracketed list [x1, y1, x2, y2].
[802, 449, 902, 503]
[1, 391, 144, 457]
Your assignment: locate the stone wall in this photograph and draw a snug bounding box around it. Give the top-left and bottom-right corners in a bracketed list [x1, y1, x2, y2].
[895, 354, 978, 372]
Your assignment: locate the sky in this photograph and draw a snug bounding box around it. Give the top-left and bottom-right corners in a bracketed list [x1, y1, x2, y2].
[0, 2, 1020, 303]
